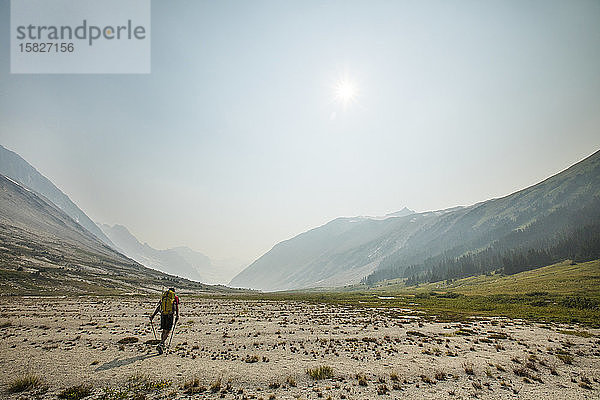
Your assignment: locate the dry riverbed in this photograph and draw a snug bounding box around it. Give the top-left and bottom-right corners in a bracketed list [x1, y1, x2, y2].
[0, 297, 598, 399]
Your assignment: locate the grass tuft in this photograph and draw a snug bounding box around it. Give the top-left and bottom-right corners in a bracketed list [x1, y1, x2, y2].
[182, 378, 206, 394]
[556, 353, 573, 364]
[434, 370, 447, 381]
[210, 378, 221, 393]
[285, 376, 296, 387]
[8, 374, 44, 393]
[463, 362, 475, 375]
[306, 365, 333, 380]
[58, 384, 93, 400]
[356, 373, 368, 386]
[117, 337, 138, 344]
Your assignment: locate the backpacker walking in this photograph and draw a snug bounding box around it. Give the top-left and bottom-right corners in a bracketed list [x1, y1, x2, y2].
[150, 287, 180, 354]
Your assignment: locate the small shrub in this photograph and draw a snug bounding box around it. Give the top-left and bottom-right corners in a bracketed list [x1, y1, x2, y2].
[244, 354, 259, 363]
[356, 373, 368, 386]
[436, 292, 460, 298]
[488, 333, 508, 340]
[98, 388, 129, 400]
[455, 329, 475, 336]
[183, 378, 206, 394]
[525, 361, 538, 371]
[58, 384, 93, 400]
[513, 367, 543, 383]
[306, 365, 333, 380]
[556, 354, 573, 364]
[117, 337, 138, 344]
[127, 375, 170, 393]
[377, 384, 389, 394]
[406, 330, 426, 337]
[560, 296, 598, 310]
[526, 291, 549, 297]
[210, 378, 221, 393]
[285, 376, 296, 387]
[8, 374, 44, 393]
[434, 370, 447, 381]
[463, 363, 475, 375]
[557, 329, 594, 338]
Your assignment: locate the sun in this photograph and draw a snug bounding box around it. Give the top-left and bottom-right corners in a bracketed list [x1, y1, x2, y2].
[334, 78, 357, 108]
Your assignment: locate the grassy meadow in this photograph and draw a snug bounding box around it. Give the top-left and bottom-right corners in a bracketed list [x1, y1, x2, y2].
[217, 259, 600, 327]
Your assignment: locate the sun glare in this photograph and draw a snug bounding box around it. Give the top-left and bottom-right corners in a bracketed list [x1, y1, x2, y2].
[334, 78, 357, 108]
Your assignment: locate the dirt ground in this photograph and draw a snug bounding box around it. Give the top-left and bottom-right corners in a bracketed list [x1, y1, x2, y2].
[0, 297, 598, 399]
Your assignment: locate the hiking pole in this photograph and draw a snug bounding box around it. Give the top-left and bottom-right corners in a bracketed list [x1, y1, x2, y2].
[167, 318, 177, 351]
[150, 318, 157, 341]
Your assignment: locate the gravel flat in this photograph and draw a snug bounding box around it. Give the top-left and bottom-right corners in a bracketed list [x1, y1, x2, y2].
[0, 297, 598, 399]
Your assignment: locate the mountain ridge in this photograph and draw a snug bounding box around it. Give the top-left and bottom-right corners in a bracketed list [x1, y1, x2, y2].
[230, 149, 600, 291]
[0, 144, 114, 247]
[99, 223, 245, 285]
[0, 173, 237, 295]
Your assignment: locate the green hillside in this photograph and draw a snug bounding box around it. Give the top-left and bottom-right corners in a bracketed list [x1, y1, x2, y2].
[374, 259, 600, 297]
[433, 260, 599, 297]
[365, 260, 599, 325]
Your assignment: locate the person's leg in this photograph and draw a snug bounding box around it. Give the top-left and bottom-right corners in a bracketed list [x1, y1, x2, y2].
[159, 314, 173, 347]
[159, 314, 168, 347]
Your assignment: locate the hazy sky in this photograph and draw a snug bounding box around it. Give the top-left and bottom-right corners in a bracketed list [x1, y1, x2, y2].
[1, 0, 599, 262]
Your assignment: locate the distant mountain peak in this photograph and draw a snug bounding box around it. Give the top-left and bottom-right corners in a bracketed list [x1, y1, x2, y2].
[98, 223, 243, 285]
[385, 207, 415, 218]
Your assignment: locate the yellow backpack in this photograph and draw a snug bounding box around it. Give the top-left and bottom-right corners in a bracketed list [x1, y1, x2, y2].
[160, 290, 176, 315]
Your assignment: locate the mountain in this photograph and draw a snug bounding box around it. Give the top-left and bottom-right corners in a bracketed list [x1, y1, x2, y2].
[98, 224, 243, 284]
[229, 210, 440, 290]
[0, 145, 114, 247]
[0, 173, 236, 295]
[230, 150, 600, 291]
[385, 207, 416, 218]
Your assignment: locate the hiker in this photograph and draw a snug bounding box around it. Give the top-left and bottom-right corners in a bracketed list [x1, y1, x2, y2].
[150, 287, 179, 354]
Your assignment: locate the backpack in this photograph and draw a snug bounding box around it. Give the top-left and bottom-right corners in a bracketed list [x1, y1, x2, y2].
[160, 290, 176, 315]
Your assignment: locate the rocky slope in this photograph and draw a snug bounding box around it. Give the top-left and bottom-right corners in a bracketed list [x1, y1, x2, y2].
[0, 174, 236, 295]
